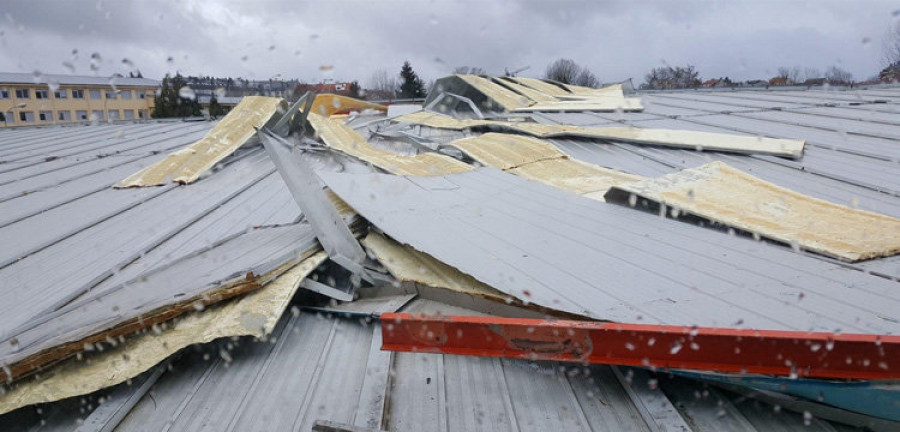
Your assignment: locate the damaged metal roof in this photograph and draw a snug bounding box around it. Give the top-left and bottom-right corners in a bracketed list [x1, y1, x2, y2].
[1, 82, 900, 431]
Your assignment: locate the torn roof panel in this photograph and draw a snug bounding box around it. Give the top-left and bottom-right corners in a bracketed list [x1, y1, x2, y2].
[0, 223, 319, 381]
[394, 111, 804, 158]
[320, 167, 900, 333]
[116, 96, 285, 187]
[0, 252, 326, 415]
[490, 77, 559, 102]
[506, 76, 573, 97]
[0, 150, 282, 337]
[449, 132, 644, 199]
[307, 112, 472, 176]
[455, 74, 533, 110]
[605, 161, 900, 262]
[426, 74, 644, 114]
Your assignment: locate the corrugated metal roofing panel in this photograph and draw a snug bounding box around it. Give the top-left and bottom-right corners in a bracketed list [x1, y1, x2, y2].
[0, 126, 209, 200]
[552, 140, 900, 219]
[23, 310, 850, 431]
[320, 168, 900, 333]
[0, 150, 280, 335]
[111, 312, 663, 432]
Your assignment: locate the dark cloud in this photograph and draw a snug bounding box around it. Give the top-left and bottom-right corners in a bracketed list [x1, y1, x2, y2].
[0, 0, 896, 85]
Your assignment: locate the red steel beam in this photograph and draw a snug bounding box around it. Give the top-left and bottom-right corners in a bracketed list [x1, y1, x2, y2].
[380, 313, 900, 380]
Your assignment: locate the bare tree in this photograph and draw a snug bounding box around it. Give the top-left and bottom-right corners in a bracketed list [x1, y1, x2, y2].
[882, 21, 900, 67]
[803, 67, 821, 82]
[824, 66, 853, 85]
[640, 65, 701, 90]
[775, 67, 790, 80]
[544, 58, 600, 88]
[775, 66, 802, 84]
[788, 67, 802, 84]
[453, 66, 487, 75]
[367, 69, 399, 98]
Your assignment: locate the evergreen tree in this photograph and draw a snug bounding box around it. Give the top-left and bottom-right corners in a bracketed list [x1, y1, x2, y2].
[348, 81, 362, 99]
[208, 95, 224, 119]
[152, 73, 202, 118]
[398, 61, 426, 99]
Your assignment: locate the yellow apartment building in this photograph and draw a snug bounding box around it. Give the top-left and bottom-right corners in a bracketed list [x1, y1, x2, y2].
[0, 72, 159, 128]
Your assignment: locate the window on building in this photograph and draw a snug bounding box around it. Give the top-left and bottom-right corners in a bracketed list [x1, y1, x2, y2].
[3, 112, 12, 123]
[139, 91, 147, 99]
[54, 89, 68, 99]
[58, 110, 72, 121]
[123, 109, 135, 120]
[76, 110, 88, 120]
[105, 90, 117, 100]
[121, 90, 133, 100]
[0, 89, 9, 99]
[39, 111, 52, 122]
[36, 90, 49, 99]
[139, 109, 147, 119]
[71, 89, 84, 99]
[108, 109, 120, 121]
[19, 111, 34, 122]
[15, 89, 30, 99]
[91, 110, 104, 121]
[90, 90, 101, 100]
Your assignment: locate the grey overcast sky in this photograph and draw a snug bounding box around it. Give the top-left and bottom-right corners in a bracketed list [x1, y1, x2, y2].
[0, 0, 898, 86]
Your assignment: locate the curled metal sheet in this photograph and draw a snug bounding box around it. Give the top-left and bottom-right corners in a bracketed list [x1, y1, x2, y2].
[307, 112, 472, 176]
[449, 132, 644, 200]
[0, 252, 326, 415]
[116, 96, 286, 187]
[606, 161, 900, 262]
[395, 111, 805, 158]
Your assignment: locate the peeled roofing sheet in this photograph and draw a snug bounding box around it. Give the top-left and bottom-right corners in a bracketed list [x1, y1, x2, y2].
[606, 161, 900, 262]
[0, 252, 327, 415]
[492, 78, 558, 102]
[320, 168, 900, 333]
[307, 112, 472, 176]
[394, 111, 805, 158]
[449, 133, 644, 200]
[361, 231, 509, 303]
[116, 96, 285, 187]
[456, 74, 531, 110]
[0, 224, 318, 381]
[507, 76, 572, 96]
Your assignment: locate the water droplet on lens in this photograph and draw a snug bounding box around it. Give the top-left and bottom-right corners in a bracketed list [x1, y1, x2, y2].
[90, 52, 102, 71]
[179, 86, 196, 99]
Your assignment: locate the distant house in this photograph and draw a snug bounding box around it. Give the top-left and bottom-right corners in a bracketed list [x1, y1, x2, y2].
[197, 95, 242, 115]
[803, 78, 826, 86]
[294, 82, 354, 98]
[768, 76, 789, 86]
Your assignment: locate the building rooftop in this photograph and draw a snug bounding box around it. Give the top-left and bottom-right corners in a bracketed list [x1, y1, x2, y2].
[0, 72, 159, 88]
[0, 81, 899, 431]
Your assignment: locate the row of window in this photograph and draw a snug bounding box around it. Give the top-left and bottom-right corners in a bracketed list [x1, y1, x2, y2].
[1, 109, 149, 124]
[0, 88, 150, 101]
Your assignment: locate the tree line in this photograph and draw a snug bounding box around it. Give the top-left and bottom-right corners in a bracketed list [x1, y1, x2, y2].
[154, 20, 900, 118]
